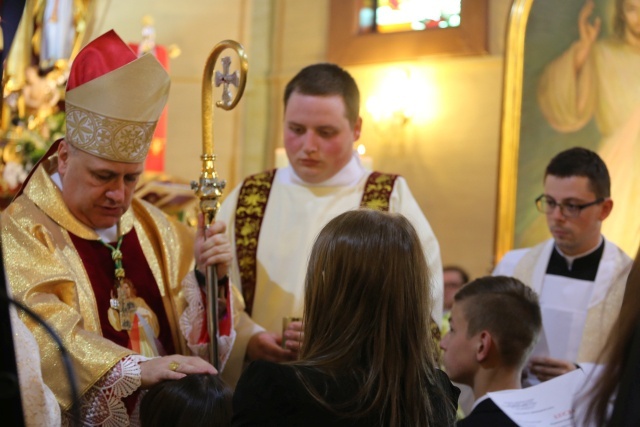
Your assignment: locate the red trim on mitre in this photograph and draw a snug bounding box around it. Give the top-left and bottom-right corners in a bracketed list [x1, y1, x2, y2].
[66, 30, 138, 91]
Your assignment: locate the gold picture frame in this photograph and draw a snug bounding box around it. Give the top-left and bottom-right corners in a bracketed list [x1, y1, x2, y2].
[495, 0, 640, 261]
[495, 0, 534, 261]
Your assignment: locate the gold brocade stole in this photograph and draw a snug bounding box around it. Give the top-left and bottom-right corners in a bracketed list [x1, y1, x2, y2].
[234, 170, 277, 315]
[359, 171, 398, 211]
[234, 170, 399, 315]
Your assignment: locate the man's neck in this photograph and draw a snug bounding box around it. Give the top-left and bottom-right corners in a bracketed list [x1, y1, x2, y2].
[472, 366, 522, 401]
[555, 235, 604, 261]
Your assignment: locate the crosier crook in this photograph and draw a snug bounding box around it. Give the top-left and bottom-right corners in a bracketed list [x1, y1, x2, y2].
[191, 40, 248, 369]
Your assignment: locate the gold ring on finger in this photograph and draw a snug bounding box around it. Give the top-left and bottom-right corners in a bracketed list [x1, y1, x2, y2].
[169, 361, 180, 371]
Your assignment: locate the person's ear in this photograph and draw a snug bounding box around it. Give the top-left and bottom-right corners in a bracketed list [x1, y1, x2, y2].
[598, 198, 613, 221]
[476, 331, 492, 362]
[353, 116, 362, 141]
[58, 140, 70, 175]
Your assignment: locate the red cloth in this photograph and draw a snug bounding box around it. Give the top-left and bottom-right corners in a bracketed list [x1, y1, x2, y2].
[67, 30, 137, 91]
[69, 229, 176, 355]
[196, 284, 232, 344]
[128, 43, 170, 172]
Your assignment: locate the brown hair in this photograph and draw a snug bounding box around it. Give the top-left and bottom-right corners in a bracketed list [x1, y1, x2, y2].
[284, 63, 360, 127]
[443, 265, 470, 284]
[140, 374, 232, 427]
[296, 209, 453, 426]
[581, 246, 640, 425]
[545, 147, 611, 199]
[454, 276, 542, 368]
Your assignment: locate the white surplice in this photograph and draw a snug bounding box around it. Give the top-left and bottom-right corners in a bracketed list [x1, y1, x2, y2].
[493, 238, 632, 364]
[218, 154, 443, 387]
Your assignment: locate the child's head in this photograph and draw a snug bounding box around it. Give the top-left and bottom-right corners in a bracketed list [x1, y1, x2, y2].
[298, 209, 446, 426]
[140, 374, 232, 427]
[301, 209, 437, 369]
[440, 276, 541, 386]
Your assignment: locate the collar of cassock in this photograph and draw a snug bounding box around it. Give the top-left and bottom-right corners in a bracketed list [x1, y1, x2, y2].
[284, 152, 367, 187]
[546, 237, 605, 281]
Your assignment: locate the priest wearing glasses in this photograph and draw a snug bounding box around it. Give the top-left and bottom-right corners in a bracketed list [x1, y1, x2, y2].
[493, 147, 632, 384]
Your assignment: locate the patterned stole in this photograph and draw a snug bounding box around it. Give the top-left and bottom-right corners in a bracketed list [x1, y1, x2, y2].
[360, 171, 398, 211]
[234, 170, 399, 315]
[234, 170, 278, 315]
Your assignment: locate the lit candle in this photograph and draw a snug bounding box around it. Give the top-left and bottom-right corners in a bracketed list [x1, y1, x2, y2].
[357, 144, 373, 171]
[275, 147, 289, 168]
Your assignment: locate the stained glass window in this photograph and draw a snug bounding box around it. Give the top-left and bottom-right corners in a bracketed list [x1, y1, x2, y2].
[359, 0, 462, 34]
[328, 0, 487, 65]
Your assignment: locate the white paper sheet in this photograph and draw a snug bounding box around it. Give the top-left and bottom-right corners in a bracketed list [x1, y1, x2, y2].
[537, 275, 594, 361]
[487, 369, 587, 426]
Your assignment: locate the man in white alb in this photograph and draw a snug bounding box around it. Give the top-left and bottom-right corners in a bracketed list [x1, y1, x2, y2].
[493, 147, 632, 382]
[218, 63, 443, 387]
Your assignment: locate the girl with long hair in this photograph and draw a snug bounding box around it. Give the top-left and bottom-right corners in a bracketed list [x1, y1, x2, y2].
[232, 209, 459, 426]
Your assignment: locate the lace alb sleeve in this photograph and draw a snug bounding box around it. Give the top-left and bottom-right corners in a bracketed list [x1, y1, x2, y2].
[179, 271, 235, 370]
[63, 354, 148, 427]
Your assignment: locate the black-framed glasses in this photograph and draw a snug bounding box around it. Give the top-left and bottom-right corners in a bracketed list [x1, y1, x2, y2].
[535, 195, 604, 218]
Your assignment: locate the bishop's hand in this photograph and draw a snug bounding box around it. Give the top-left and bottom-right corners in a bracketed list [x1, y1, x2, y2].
[139, 354, 217, 389]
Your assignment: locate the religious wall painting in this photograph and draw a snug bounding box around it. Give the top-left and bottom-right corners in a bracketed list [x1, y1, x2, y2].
[496, 0, 640, 260]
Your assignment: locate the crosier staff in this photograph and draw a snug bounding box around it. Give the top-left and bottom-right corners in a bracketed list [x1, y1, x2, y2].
[192, 40, 247, 369]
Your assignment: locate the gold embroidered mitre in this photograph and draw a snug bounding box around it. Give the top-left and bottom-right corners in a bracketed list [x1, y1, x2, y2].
[65, 30, 170, 163]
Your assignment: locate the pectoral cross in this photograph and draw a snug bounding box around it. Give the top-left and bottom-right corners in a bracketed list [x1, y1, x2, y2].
[109, 279, 136, 331]
[214, 56, 239, 106]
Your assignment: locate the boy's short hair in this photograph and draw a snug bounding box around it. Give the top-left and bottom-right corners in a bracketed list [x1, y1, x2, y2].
[454, 276, 542, 368]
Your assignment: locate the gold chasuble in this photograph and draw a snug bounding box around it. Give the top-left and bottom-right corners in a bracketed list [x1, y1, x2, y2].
[1, 155, 195, 409]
